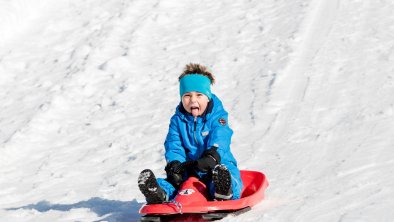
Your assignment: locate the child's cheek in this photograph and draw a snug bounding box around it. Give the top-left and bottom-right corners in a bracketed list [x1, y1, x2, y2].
[182, 103, 191, 113]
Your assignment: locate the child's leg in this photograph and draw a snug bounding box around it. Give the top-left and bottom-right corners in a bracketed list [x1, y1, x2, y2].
[157, 178, 177, 200]
[227, 164, 243, 199]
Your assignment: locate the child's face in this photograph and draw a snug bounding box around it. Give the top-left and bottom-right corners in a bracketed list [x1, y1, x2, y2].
[182, 91, 209, 117]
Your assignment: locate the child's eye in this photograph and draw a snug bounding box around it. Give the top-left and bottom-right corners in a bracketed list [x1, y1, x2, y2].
[197, 93, 203, 97]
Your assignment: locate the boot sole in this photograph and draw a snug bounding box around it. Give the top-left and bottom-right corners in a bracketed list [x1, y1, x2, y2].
[138, 169, 165, 204]
[212, 165, 232, 200]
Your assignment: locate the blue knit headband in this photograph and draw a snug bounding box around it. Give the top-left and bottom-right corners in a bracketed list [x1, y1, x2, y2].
[179, 74, 212, 99]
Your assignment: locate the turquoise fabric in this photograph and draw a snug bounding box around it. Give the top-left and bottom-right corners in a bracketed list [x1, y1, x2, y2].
[179, 74, 212, 99]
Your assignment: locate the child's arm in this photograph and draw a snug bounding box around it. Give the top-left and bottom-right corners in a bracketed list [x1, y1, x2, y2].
[207, 110, 233, 160]
[164, 116, 187, 163]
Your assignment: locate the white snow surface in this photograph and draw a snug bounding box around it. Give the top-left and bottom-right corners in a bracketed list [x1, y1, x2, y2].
[1, 0, 394, 221]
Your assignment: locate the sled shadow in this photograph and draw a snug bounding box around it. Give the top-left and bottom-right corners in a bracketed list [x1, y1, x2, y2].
[7, 197, 143, 222]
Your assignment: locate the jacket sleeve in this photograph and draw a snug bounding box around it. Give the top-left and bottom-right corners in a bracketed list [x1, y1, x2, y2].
[207, 110, 233, 160]
[164, 115, 186, 163]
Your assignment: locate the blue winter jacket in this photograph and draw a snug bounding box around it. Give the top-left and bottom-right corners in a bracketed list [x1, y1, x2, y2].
[164, 94, 238, 167]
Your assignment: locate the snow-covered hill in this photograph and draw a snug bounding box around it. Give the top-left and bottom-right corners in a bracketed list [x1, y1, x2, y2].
[1, 0, 394, 221]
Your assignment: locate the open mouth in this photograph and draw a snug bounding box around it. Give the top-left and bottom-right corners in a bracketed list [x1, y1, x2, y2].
[190, 106, 199, 116]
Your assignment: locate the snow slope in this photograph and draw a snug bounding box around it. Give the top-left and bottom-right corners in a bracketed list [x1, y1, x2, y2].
[1, 0, 394, 221]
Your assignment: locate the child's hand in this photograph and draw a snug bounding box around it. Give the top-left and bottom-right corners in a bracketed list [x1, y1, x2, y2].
[165, 161, 183, 188]
[196, 147, 221, 172]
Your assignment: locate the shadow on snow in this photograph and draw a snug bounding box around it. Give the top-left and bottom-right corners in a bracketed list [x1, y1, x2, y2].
[7, 197, 143, 222]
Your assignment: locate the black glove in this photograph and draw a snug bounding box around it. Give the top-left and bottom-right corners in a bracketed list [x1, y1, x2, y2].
[196, 147, 221, 172]
[165, 161, 183, 188]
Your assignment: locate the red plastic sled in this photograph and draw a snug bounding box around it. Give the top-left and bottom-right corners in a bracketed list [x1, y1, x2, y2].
[139, 170, 268, 221]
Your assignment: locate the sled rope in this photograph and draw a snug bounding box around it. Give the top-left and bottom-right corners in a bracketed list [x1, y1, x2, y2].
[170, 199, 183, 214]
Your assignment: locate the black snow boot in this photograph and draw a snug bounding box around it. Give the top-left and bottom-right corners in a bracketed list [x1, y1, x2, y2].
[212, 164, 233, 200]
[138, 169, 166, 204]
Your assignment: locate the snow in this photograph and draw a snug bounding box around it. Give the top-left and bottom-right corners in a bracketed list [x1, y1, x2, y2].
[1, 0, 394, 221]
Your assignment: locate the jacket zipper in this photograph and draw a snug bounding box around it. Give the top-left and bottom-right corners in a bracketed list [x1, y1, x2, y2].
[193, 117, 198, 144]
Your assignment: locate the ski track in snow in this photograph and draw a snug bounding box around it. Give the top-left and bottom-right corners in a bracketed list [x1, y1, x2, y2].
[1, 0, 394, 221]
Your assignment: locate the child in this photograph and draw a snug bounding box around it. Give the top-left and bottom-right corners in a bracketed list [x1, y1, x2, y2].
[138, 63, 243, 204]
